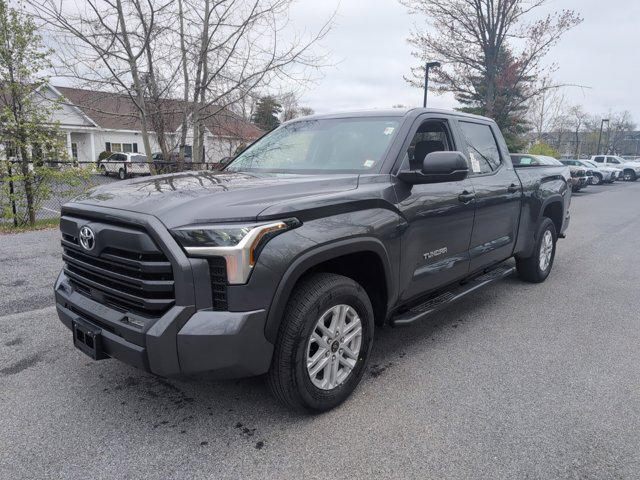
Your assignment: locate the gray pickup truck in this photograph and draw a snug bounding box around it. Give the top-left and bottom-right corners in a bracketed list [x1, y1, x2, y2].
[55, 108, 571, 411]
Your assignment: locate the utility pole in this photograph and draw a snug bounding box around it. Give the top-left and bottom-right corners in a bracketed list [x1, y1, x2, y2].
[596, 118, 609, 155]
[423, 61, 441, 107]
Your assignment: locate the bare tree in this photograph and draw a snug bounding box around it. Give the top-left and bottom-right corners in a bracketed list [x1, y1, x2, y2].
[28, 0, 173, 159]
[29, 0, 332, 164]
[527, 77, 566, 143]
[565, 105, 586, 157]
[279, 91, 314, 121]
[401, 0, 582, 148]
[180, 0, 333, 162]
[606, 111, 636, 154]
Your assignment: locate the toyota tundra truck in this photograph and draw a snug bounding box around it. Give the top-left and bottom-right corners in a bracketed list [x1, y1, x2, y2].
[55, 108, 571, 412]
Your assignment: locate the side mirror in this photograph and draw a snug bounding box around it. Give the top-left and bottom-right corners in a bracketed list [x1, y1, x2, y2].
[398, 151, 469, 184]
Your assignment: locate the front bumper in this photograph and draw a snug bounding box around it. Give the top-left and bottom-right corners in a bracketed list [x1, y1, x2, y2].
[55, 270, 274, 379]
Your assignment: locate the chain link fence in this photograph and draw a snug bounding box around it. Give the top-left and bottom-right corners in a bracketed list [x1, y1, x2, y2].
[1, 159, 222, 226]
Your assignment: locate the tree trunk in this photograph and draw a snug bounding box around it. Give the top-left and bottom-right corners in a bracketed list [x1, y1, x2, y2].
[115, 0, 153, 160]
[177, 0, 189, 168]
[191, 0, 210, 165]
[18, 144, 35, 225]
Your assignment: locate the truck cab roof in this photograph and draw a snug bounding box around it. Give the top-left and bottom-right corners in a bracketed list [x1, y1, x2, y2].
[287, 108, 496, 124]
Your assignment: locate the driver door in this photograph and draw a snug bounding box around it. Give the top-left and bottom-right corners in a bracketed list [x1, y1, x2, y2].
[394, 117, 475, 303]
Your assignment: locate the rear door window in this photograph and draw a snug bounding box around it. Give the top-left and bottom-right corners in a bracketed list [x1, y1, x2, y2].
[458, 121, 502, 175]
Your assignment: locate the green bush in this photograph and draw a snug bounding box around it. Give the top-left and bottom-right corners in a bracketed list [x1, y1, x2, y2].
[98, 150, 111, 161]
[527, 141, 559, 158]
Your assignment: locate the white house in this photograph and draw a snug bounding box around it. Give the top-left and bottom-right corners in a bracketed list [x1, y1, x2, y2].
[35, 85, 263, 163]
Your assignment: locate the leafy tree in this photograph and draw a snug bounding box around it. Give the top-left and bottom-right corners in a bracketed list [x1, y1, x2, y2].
[527, 141, 559, 158]
[252, 96, 282, 132]
[0, 0, 87, 226]
[402, 0, 582, 149]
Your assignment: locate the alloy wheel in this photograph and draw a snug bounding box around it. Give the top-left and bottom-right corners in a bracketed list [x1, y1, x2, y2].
[306, 304, 362, 390]
[539, 230, 553, 272]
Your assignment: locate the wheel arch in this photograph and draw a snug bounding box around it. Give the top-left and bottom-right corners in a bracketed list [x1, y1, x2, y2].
[540, 197, 564, 236]
[264, 237, 396, 343]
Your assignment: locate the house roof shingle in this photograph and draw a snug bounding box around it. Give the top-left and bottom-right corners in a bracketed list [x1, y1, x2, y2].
[53, 86, 263, 140]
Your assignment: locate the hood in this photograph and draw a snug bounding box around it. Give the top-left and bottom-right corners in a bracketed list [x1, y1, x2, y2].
[67, 170, 359, 228]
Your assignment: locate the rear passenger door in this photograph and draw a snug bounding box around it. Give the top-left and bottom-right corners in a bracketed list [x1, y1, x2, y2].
[455, 120, 522, 272]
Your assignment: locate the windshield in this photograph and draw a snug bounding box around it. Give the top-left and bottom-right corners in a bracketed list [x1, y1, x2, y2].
[583, 161, 598, 168]
[225, 117, 400, 174]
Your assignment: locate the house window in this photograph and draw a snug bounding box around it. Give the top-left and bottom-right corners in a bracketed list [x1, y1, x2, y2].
[4, 142, 17, 158]
[71, 142, 78, 160]
[105, 142, 137, 153]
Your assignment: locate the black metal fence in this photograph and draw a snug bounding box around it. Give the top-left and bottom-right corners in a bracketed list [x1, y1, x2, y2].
[0, 159, 221, 225]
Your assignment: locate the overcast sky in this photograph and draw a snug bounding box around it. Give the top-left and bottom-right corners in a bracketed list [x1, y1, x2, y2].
[289, 0, 640, 122]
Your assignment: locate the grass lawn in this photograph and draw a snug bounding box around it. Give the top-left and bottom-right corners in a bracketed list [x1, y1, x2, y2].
[0, 217, 60, 234]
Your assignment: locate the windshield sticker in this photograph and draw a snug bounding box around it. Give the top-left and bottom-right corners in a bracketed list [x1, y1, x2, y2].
[363, 159, 376, 168]
[383, 127, 395, 136]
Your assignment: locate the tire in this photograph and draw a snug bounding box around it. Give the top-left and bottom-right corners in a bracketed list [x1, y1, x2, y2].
[623, 169, 637, 182]
[99, 165, 108, 177]
[516, 217, 557, 283]
[591, 174, 602, 185]
[118, 168, 127, 180]
[267, 272, 374, 413]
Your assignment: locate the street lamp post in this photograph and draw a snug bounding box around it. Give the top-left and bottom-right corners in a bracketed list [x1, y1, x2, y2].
[423, 61, 441, 108]
[596, 118, 609, 155]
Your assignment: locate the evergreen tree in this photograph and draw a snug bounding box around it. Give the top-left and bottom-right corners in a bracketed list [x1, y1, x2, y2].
[252, 96, 282, 132]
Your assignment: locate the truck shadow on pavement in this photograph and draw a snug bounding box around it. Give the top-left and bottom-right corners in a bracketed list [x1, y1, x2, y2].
[72, 281, 499, 451]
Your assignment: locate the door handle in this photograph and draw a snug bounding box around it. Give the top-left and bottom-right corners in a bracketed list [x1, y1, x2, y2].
[458, 191, 475, 203]
[507, 183, 519, 193]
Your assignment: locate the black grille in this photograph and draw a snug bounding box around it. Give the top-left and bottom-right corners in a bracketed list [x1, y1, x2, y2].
[208, 257, 228, 311]
[61, 230, 175, 317]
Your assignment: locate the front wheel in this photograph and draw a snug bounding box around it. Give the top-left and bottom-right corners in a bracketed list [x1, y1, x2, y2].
[591, 174, 602, 185]
[516, 217, 557, 283]
[623, 169, 637, 181]
[99, 165, 108, 177]
[118, 168, 127, 180]
[267, 272, 374, 412]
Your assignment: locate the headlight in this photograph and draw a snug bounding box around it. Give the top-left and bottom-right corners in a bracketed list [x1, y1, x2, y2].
[171, 218, 300, 284]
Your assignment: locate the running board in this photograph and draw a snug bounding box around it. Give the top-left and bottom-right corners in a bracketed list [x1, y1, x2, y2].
[390, 264, 515, 327]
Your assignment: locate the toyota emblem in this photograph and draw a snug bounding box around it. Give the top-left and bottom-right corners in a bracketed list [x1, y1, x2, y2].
[79, 226, 95, 251]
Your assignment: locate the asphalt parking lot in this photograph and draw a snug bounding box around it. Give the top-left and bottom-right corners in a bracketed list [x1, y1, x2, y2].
[1, 181, 640, 479]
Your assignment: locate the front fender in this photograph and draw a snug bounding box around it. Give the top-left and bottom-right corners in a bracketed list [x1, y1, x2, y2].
[263, 236, 397, 343]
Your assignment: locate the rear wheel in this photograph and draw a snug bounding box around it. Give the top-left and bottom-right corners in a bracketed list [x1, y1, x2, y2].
[623, 169, 637, 181]
[118, 168, 127, 180]
[99, 165, 108, 177]
[267, 273, 374, 412]
[516, 217, 557, 283]
[591, 173, 602, 185]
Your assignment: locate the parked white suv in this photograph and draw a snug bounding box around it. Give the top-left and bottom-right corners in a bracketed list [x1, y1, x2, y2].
[590, 155, 640, 181]
[99, 153, 150, 180]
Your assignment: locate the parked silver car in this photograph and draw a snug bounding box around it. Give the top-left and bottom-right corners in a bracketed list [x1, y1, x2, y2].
[560, 159, 617, 185]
